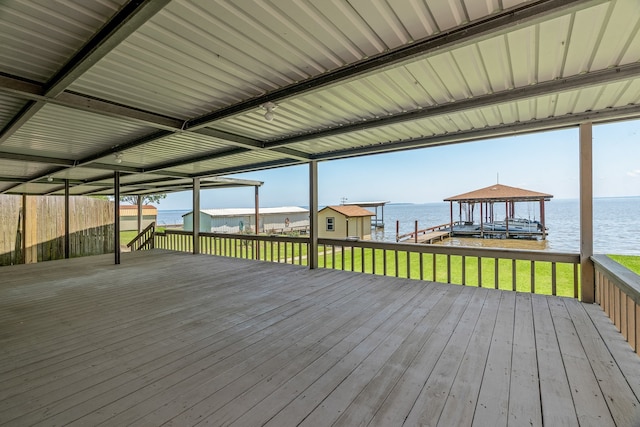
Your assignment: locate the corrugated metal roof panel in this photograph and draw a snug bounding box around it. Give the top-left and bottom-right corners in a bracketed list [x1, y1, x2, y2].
[0, 0, 126, 82]
[0, 159, 50, 178]
[2, 104, 155, 159]
[0, 95, 27, 128]
[165, 149, 290, 175]
[117, 133, 232, 167]
[48, 167, 112, 181]
[68, 0, 529, 119]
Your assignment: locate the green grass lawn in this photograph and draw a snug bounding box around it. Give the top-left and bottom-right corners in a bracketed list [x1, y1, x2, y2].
[608, 254, 640, 275]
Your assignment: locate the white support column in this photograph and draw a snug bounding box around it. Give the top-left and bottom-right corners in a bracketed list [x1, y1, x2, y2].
[580, 122, 595, 303]
[309, 161, 318, 269]
[193, 178, 200, 255]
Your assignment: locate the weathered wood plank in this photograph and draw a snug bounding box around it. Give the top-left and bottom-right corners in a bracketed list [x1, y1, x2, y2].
[438, 289, 503, 426]
[531, 294, 579, 427]
[569, 301, 640, 426]
[507, 293, 542, 427]
[470, 291, 516, 427]
[401, 289, 489, 425]
[366, 287, 476, 427]
[548, 297, 615, 426]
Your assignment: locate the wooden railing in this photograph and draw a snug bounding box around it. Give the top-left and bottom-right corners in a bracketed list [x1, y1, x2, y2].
[593, 255, 640, 356]
[154, 229, 309, 265]
[319, 238, 580, 297]
[126, 222, 155, 251]
[152, 230, 581, 298]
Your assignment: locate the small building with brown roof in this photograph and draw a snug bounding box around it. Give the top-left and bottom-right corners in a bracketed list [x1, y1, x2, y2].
[318, 205, 375, 240]
[119, 205, 158, 232]
[444, 184, 553, 239]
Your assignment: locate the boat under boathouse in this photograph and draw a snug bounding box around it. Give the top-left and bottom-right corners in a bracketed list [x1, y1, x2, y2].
[444, 184, 553, 239]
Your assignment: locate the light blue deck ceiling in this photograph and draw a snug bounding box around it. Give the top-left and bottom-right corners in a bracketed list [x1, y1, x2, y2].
[0, 0, 639, 195]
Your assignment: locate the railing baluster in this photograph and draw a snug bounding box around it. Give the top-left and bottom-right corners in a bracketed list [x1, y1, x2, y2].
[419, 253, 424, 281]
[372, 248, 376, 275]
[462, 255, 466, 286]
[530, 260, 535, 293]
[395, 250, 399, 277]
[573, 263, 579, 298]
[447, 255, 451, 284]
[341, 246, 344, 270]
[383, 249, 387, 276]
[432, 254, 436, 282]
[361, 247, 365, 273]
[512, 259, 516, 291]
[477, 256, 482, 287]
[494, 258, 499, 289]
[407, 251, 411, 279]
[350, 245, 354, 271]
[551, 262, 557, 295]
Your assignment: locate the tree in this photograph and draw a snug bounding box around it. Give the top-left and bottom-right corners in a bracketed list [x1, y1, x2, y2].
[120, 193, 166, 206]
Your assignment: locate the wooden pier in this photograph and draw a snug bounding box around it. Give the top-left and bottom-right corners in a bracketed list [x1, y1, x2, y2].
[397, 220, 544, 243]
[397, 221, 457, 244]
[415, 231, 451, 244]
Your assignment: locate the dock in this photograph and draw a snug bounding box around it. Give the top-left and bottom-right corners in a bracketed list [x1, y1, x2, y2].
[415, 230, 451, 243]
[397, 221, 544, 244]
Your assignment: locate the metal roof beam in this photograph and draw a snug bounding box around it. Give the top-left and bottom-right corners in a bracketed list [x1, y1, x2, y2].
[264, 63, 640, 149]
[185, 0, 608, 130]
[0, 151, 75, 166]
[190, 159, 305, 179]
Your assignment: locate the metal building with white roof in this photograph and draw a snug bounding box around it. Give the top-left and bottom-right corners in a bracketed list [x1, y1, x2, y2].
[183, 207, 309, 234]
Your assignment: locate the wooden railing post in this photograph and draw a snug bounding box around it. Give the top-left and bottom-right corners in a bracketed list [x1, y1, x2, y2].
[580, 122, 595, 302]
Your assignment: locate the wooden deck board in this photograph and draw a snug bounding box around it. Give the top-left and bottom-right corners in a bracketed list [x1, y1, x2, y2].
[0, 250, 639, 426]
[508, 292, 543, 426]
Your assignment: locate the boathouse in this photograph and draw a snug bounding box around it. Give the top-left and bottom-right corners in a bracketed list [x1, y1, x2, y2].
[318, 205, 375, 240]
[444, 184, 553, 239]
[340, 200, 389, 228]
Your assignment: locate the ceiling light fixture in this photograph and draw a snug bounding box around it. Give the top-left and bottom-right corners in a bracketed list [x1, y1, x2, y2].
[261, 102, 278, 122]
[47, 176, 53, 182]
[114, 153, 123, 164]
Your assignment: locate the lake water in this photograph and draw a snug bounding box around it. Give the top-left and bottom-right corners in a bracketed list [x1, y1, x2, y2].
[157, 197, 640, 255]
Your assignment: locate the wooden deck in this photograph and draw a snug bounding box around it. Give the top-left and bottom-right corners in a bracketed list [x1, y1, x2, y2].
[1, 250, 639, 426]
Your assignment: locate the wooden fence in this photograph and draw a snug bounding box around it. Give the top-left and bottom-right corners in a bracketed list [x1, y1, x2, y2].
[0, 196, 22, 266]
[0, 195, 114, 266]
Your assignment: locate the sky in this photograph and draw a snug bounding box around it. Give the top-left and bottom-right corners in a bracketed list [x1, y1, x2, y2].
[157, 119, 640, 210]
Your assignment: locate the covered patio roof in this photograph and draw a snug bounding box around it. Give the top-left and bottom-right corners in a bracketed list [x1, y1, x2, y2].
[1, 0, 640, 196]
